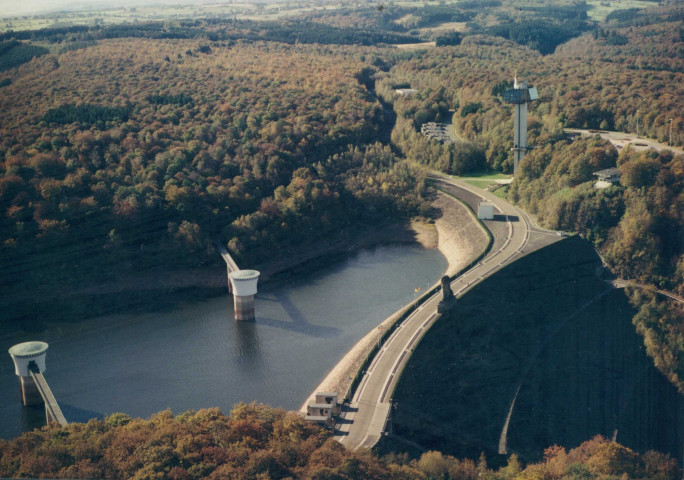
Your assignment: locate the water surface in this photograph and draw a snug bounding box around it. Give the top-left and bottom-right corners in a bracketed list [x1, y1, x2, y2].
[0, 244, 446, 438]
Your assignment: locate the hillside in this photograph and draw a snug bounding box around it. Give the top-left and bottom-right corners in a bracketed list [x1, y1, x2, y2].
[0, 38, 433, 328]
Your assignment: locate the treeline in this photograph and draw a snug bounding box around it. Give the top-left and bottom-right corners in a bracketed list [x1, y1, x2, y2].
[0, 403, 679, 479]
[0, 18, 419, 47]
[400, 6, 474, 30]
[605, 5, 684, 27]
[42, 103, 133, 126]
[147, 93, 194, 106]
[0, 39, 48, 71]
[381, 84, 487, 175]
[224, 144, 431, 264]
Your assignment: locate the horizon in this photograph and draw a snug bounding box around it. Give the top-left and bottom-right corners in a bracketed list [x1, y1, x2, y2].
[0, 0, 229, 19]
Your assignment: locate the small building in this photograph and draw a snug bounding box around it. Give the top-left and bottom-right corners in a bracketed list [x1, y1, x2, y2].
[304, 392, 340, 428]
[395, 88, 418, 96]
[593, 167, 621, 189]
[477, 202, 494, 220]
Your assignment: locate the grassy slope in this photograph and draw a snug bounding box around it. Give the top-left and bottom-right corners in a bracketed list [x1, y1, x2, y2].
[385, 236, 683, 463]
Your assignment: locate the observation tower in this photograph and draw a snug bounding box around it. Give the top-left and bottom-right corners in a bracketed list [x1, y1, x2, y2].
[504, 76, 538, 176]
[9, 341, 49, 406]
[228, 269, 260, 321]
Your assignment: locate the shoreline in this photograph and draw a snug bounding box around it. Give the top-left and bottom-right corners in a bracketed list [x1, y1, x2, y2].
[66, 219, 442, 299]
[299, 191, 489, 412]
[30, 215, 450, 331]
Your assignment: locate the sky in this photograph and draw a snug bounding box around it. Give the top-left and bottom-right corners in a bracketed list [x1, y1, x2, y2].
[0, 0, 212, 18]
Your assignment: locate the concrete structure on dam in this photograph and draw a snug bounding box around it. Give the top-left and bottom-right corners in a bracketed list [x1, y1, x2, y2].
[228, 269, 260, 321]
[8, 341, 67, 426]
[216, 240, 260, 321]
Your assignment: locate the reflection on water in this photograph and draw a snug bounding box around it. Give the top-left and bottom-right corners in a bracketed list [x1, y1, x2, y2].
[0, 244, 447, 439]
[233, 320, 262, 370]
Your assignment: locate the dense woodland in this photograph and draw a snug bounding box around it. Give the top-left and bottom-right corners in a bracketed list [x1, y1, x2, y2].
[0, 0, 682, 474]
[0, 38, 432, 325]
[0, 403, 680, 479]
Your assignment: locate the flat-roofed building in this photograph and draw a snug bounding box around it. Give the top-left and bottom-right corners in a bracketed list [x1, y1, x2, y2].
[593, 167, 621, 189]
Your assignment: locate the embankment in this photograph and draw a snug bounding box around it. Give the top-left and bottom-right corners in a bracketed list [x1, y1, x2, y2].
[382, 236, 684, 463]
[299, 190, 488, 411]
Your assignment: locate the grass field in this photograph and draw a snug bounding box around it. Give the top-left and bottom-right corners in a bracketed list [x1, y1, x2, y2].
[465, 179, 496, 189]
[382, 236, 683, 463]
[491, 184, 509, 199]
[585, 0, 658, 21]
[458, 171, 511, 180]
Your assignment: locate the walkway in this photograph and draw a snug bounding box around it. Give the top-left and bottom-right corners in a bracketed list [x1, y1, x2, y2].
[611, 279, 683, 304]
[29, 363, 68, 427]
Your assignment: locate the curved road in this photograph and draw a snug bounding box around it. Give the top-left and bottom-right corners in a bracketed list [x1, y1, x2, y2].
[334, 174, 561, 450]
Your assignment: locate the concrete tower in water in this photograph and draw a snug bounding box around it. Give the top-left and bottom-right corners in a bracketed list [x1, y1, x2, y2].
[504, 76, 538, 176]
[228, 269, 260, 321]
[9, 341, 48, 406]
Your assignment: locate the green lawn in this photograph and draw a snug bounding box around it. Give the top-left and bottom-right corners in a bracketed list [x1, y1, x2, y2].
[492, 185, 509, 199]
[458, 171, 511, 180]
[465, 179, 496, 189]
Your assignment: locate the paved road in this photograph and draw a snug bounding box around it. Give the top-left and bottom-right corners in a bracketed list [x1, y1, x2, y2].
[335, 174, 561, 450]
[565, 128, 683, 156]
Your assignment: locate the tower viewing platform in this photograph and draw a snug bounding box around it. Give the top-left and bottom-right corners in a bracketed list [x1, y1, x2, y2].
[504, 76, 538, 176]
[9, 341, 67, 427]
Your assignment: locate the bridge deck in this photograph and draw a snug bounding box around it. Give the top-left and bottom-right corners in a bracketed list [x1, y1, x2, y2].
[214, 240, 239, 272]
[29, 365, 68, 427]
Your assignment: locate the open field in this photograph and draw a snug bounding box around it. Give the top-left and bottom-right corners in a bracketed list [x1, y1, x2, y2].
[585, 0, 663, 21]
[0, 1, 349, 32]
[395, 41, 436, 50]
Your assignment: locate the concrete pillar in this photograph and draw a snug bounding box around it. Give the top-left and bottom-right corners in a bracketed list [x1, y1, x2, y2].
[20, 375, 42, 406]
[228, 270, 260, 322]
[234, 294, 256, 321]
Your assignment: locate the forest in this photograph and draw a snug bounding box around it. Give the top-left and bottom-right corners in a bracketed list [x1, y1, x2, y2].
[0, 403, 679, 479]
[0, 38, 433, 327]
[0, 19, 418, 48]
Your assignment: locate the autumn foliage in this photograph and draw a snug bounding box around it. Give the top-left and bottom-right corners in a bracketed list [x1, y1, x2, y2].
[0, 403, 678, 480]
[0, 39, 430, 326]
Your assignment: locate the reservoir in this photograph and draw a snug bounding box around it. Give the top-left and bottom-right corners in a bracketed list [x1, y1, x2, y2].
[0, 244, 447, 439]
